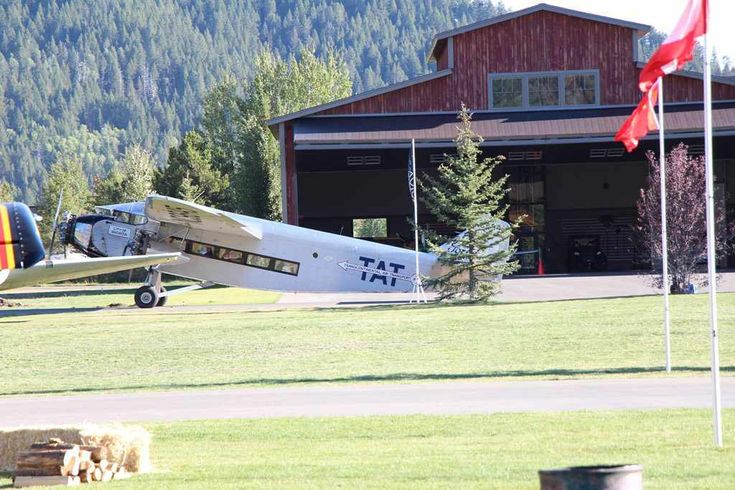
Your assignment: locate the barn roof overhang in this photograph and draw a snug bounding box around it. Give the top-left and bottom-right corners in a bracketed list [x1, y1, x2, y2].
[291, 101, 735, 150]
[266, 69, 453, 130]
[428, 3, 651, 62]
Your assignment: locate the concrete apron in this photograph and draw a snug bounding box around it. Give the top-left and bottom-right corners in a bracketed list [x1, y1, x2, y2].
[275, 271, 735, 306]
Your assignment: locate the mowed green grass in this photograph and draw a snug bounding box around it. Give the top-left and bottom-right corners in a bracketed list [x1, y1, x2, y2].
[0, 291, 733, 395]
[2, 410, 734, 489]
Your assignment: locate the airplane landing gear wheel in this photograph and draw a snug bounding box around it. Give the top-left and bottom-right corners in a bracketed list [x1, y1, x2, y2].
[156, 286, 168, 307]
[135, 286, 159, 309]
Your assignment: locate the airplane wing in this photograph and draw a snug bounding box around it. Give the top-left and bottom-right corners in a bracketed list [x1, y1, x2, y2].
[145, 195, 263, 240]
[0, 253, 185, 291]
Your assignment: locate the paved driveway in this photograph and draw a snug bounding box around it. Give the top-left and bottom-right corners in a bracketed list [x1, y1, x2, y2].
[275, 271, 735, 306]
[1, 377, 732, 426]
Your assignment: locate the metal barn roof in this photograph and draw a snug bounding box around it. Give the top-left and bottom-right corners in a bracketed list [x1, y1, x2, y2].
[292, 102, 735, 147]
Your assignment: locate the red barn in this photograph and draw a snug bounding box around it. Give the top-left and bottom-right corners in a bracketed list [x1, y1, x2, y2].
[268, 3, 735, 274]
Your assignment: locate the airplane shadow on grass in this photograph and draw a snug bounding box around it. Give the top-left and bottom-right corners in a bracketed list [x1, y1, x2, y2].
[0, 288, 137, 318]
[3, 365, 734, 397]
[1, 288, 139, 300]
[0, 307, 105, 318]
[0, 296, 438, 318]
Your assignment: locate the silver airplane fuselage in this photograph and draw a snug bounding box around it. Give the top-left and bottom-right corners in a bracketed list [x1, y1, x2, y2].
[152, 214, 438, 293]
[67, 199, 440, 294]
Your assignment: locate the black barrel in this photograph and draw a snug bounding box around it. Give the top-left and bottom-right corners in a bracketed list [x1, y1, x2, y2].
[539, 464, 643, 490]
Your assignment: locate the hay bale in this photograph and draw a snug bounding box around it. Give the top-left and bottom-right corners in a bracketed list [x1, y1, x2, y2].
[79, 425, 151, 473]
[0, 424, 151, 474]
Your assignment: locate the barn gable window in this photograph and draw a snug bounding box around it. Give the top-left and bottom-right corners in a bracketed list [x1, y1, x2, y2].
[489, 70, 599, 110]
[564, 73, 596, 105]
[528, 76, 559, 106]
[491, 77, 522, 108]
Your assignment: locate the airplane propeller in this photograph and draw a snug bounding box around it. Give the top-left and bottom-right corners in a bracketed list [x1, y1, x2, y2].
[46, 190, 64, 259]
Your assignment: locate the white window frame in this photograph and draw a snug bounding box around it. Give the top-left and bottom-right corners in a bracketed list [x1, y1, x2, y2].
[488, 70, 600, 111]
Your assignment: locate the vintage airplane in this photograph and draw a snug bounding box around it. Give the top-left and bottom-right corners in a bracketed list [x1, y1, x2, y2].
[0, 202, 184, 292]
[59, 195, 510, 308]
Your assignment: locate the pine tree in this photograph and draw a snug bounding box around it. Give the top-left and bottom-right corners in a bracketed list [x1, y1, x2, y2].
[6, 0, 719, 207]
[154, 130, 228, 206]
[118, 144, 154, 201]
[420, 105, 520, 301]
[94, 144, 154, 204]
[38, 157, 92, 248]
[178, 172, 204, 203]
[0, 180, 17, 201]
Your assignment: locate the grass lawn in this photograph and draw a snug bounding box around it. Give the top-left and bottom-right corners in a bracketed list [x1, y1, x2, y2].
[0, 292, 733, 395]
[2, 410, 733, 489]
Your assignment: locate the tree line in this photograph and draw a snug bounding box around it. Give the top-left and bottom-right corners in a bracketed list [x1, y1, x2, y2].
[2, 0, 733, 235]
[0, 0, 504, 202]
[24, 49, 351, 242]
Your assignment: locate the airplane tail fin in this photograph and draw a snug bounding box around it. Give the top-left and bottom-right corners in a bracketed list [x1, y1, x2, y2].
[0, 202, 46, 270]
[438, 219, 511, 257]
[437, 219, 512, 282]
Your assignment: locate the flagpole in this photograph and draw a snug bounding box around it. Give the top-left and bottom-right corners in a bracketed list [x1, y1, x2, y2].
[657, 77, 671, 373]
[703, 12, 723, 447]
[410, 138, 426, 303]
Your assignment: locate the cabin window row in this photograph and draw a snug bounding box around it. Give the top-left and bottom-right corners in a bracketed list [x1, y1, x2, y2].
[489, 70, 599, 109]
[183, 240, 300, 276]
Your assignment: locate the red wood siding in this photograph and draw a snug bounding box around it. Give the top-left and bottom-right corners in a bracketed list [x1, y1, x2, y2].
[317, 10, 735, 116]
[662, 73, 735, 101]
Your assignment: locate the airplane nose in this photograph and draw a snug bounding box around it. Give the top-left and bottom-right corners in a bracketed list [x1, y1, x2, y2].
[0, 202, 46, 269]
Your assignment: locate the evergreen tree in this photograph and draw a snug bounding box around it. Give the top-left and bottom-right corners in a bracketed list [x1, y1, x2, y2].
[154, 130, 228, 206]
[3, 0, 726, 206]
[119, 144, 155, 201]
[420, 105, 520, 301]
[38, 157, 92, 247]
[94, 144, 154, 204]
[0, 0, 507, 203]
[92, 170, 125, 206]
[177, 172, 204, 203]
[0, 180, 17, 201]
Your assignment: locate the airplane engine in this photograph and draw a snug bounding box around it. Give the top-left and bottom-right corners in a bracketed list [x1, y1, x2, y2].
[0, 202, 45, 272]
[60, 214, 148, 258]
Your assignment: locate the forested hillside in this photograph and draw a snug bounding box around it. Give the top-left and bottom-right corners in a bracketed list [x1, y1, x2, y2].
[0, 0, 505, 201]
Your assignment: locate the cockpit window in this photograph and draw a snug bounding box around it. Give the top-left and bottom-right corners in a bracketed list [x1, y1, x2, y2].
[111, 210, 147, 225]
[94, 202, 148, 225]
[73, 222, 93, 248]
[130, 214, 148, 225]
[115, 212, 131, 224]
[95, 207, 114, 217]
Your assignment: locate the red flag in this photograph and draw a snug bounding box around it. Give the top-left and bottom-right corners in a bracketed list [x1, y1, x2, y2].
[639, 0, 707, 92]
[615, 81, 660, 152]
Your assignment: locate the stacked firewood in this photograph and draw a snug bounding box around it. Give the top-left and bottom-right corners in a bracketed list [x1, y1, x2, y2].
[13, 439, 130, 488]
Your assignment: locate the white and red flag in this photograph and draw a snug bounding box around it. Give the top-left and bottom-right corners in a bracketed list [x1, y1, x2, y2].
[638, 0, 707, 92]
[614, 80, 660, 152]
